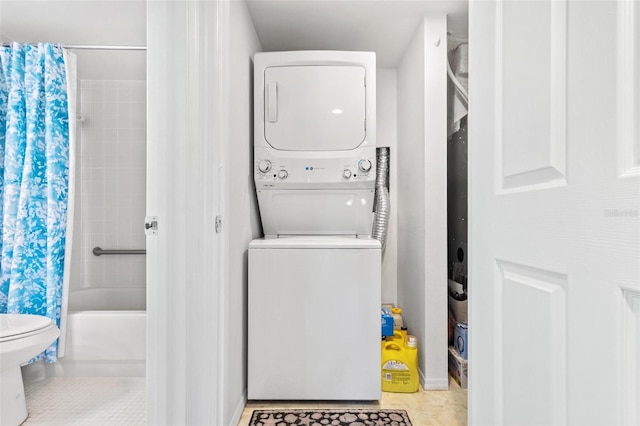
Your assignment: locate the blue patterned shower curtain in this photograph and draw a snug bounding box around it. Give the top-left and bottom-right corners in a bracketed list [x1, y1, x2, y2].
[0, 43, 71, 362]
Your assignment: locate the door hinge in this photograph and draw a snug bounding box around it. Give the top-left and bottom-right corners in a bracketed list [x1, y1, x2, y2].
[215, 215, 222, 233]
[145, 216, 158, 236]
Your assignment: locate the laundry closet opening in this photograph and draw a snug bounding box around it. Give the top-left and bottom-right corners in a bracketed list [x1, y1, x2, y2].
[240, 0, 466, 393]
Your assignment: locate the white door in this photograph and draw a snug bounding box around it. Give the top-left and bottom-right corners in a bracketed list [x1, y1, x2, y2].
[469, 1, 640, 425]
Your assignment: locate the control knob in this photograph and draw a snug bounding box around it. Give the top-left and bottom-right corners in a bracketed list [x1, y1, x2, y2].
[277, 169, 288, 180]
[258, 159, 272, 173]
[358, 159, 372, 172]
[343, 169, 352, 179]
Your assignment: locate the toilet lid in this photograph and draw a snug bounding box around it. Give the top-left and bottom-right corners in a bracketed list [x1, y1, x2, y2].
[0, 314, 54, 339]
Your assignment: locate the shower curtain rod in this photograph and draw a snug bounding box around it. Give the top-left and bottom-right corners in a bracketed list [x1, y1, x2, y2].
[1, 42, 146, 51]
[64, 45, 146, 51]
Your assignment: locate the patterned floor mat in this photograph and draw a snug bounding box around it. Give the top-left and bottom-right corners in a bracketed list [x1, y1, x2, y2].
[249, 409, 412, 426]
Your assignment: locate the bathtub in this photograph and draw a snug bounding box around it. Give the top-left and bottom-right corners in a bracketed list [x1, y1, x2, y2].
[69, 286, 146, 311]
[22, 287, 146, 378]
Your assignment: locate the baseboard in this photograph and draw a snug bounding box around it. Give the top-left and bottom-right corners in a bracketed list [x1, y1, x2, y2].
[419, 368, 449, 390]
[229, 390, 247, 426]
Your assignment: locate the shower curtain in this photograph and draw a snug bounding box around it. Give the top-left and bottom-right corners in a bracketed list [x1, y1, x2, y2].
[0, 42, 75, 362]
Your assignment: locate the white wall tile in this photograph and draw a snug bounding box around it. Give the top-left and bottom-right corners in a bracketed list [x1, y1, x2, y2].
[70, 79, 147, 296]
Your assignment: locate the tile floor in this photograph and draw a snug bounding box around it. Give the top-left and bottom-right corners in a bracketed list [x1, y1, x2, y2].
[22, 376, 466, 425]
[23, 377, 145, 425]
[239, 377, 467, 426]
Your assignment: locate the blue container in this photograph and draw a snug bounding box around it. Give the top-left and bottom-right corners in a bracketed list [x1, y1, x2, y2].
[454, 322, 468, 360]
[381, 308, 394, 337]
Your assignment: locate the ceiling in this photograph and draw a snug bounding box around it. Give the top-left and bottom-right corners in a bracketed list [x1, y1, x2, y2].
[0, 0, 468, 79]
[246, 0, 469, 68]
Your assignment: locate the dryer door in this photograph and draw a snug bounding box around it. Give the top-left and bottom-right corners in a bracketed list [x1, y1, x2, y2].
[264, 65, 366, 151]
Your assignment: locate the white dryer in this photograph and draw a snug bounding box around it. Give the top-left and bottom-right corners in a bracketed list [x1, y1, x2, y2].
[249, 51, 381, 400]
[253, 51, 377, 238]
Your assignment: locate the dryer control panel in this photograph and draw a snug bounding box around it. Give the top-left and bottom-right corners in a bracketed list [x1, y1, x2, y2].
[254, 154, 376, 189]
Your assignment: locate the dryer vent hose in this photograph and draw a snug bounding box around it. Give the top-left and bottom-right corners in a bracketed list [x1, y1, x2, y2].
[372, 147, 390, 252]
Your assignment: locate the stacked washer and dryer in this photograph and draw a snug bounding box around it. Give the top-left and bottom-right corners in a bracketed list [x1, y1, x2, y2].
[248, 51, 381, 400]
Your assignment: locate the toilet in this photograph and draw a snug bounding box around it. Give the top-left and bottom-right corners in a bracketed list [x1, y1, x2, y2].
[0, 314, 60, 426]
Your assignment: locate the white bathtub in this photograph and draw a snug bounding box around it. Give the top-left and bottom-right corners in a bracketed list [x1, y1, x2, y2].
[69, 286, 146, 310]
[23, 288, 146, 378]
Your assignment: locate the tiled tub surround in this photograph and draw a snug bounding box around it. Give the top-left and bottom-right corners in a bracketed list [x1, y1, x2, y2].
[71, 79, 146, 299]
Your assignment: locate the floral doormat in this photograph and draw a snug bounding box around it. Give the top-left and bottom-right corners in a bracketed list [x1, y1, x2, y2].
[249, 409, 412, 426]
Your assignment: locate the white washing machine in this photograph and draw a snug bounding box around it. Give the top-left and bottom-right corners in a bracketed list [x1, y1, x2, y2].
[248, 51, 381, 400]
[248, 237, 380, 400]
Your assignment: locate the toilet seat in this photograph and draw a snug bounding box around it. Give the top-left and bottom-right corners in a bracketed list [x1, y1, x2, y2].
[0, 314, 55, 342]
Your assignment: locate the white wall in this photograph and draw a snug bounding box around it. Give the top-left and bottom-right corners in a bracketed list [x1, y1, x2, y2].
[377, 68, 398, 304]
[377, 69, 398, 305]
[224, 1, 262, 424]
[397, 15, 448, 390]
[421, 15, 448, 389]
[397, 17, 426, 385]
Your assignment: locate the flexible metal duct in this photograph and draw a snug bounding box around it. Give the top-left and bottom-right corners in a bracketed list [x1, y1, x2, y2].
[372, 147, 390, 252]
